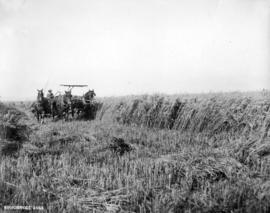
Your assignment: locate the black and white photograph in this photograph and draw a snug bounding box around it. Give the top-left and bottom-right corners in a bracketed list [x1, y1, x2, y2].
[0, 0, 270, 212]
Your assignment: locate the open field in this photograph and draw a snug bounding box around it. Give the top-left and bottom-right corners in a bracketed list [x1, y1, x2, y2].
[0, 91, 270, 212]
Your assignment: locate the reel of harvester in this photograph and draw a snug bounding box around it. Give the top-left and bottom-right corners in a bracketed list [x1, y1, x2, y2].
[60, 84, 88, 91]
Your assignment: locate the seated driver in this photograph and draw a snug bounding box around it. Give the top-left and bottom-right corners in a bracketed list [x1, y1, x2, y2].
[47, 89, 54, 100]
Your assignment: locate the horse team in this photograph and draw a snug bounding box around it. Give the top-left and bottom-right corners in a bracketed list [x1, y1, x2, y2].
[31, 89, 97, 122]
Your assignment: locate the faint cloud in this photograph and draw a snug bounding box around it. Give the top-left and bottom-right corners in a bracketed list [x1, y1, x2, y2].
[0, 25, 29, 44]
[0, 26, 15, 37]
[0, 0, 26, 12]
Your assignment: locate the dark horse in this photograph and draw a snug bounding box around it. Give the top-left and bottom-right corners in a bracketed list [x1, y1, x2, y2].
[31, 89, 51, 122]
[71, 89, 97, 119]
[83, 89, 96, 104]
[53, 90, 73, 120]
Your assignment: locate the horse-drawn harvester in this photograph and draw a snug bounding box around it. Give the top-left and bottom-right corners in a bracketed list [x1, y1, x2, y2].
[31, 84, 100, 122]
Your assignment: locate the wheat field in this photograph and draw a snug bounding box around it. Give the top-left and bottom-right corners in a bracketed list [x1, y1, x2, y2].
[0, 91, 270, 212]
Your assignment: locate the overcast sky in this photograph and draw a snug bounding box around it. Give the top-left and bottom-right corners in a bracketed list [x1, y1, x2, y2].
[0, 0, 269, 100]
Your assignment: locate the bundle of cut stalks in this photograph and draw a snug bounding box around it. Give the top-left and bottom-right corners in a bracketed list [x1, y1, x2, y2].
[108, 137, 133, 156]
[67, 187, 134, 212]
